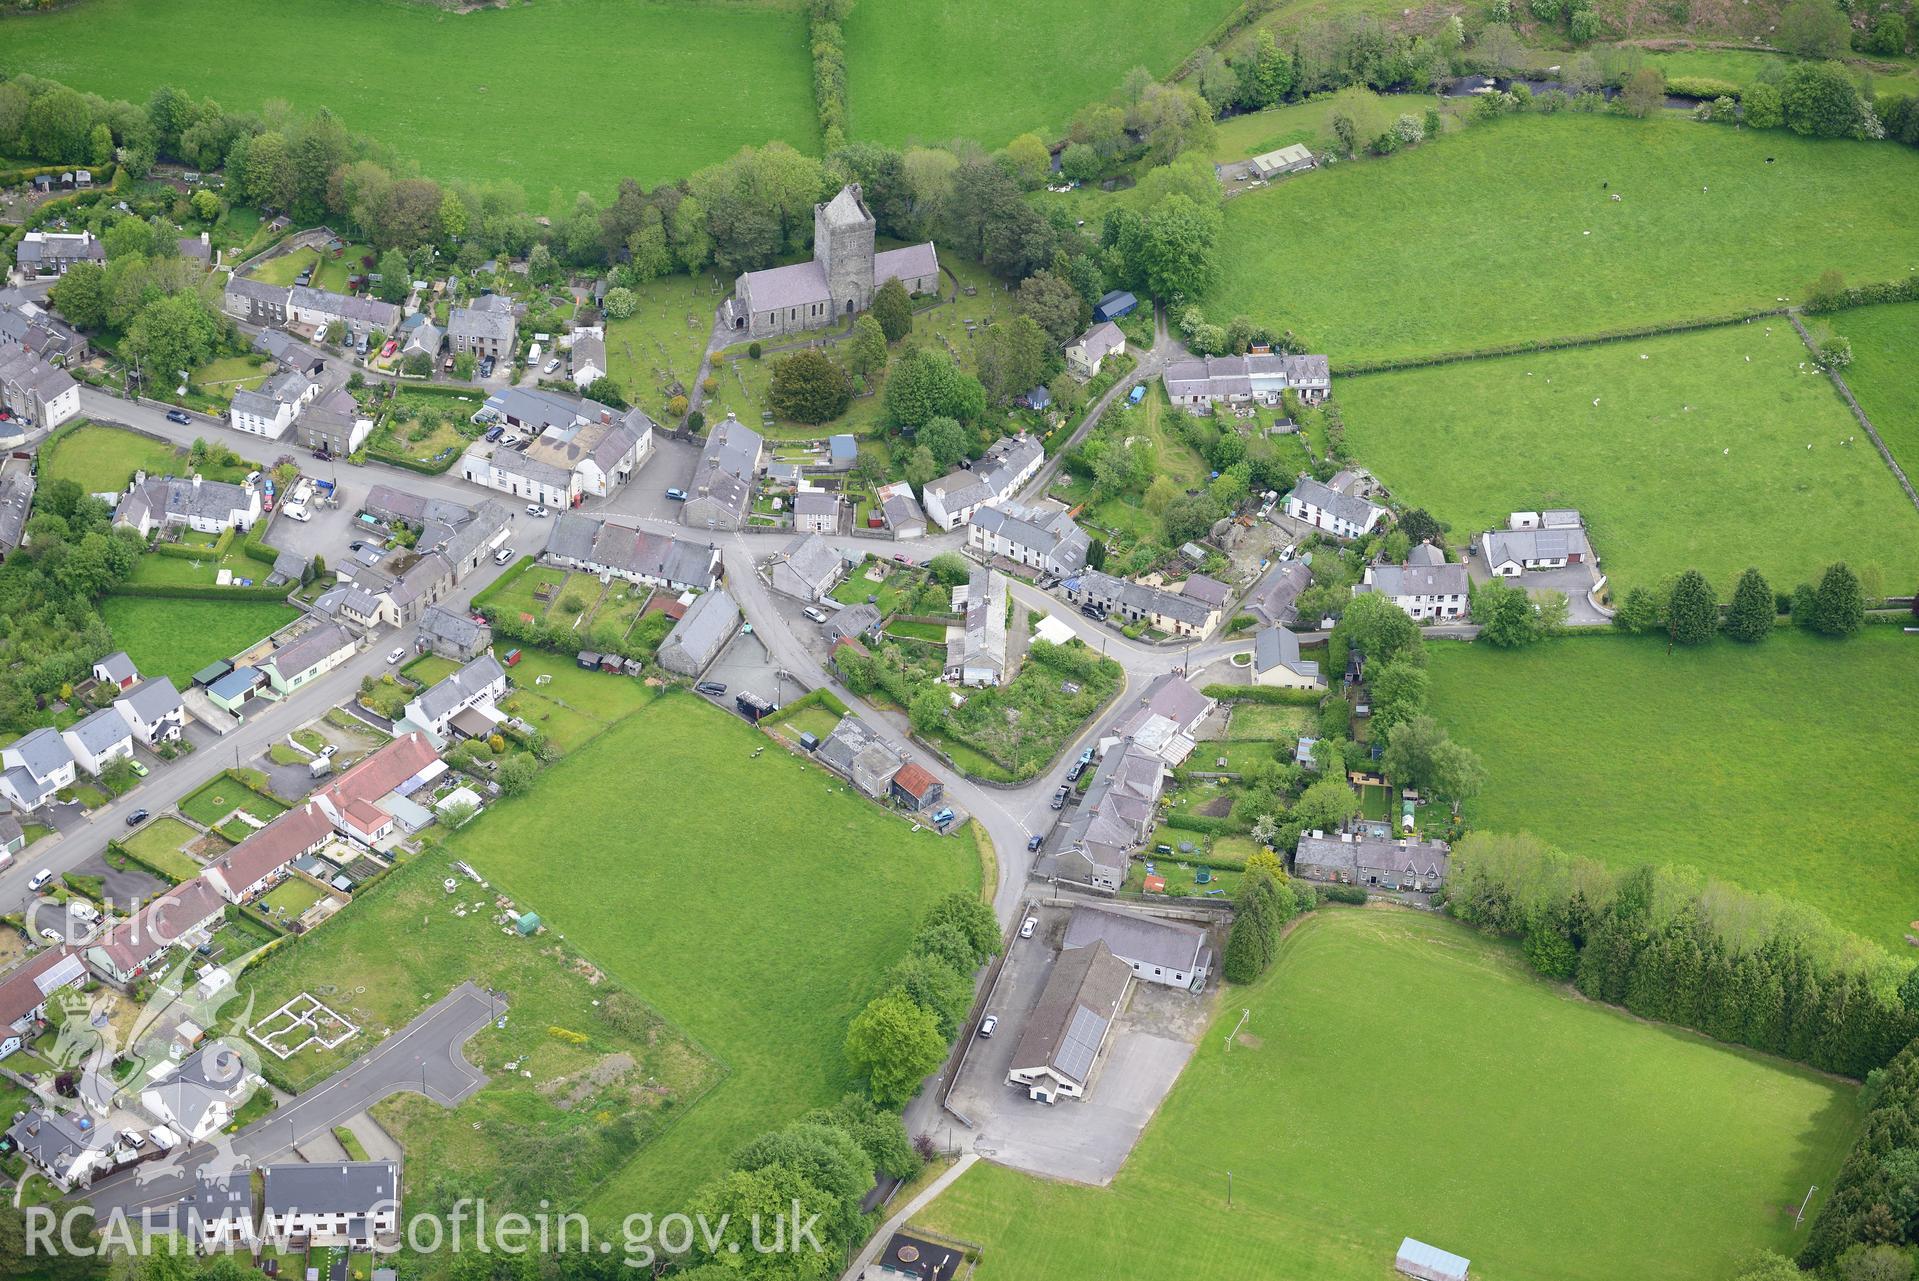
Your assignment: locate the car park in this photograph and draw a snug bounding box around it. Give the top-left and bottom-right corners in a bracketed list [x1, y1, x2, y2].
[978, 1014, 998, 1037]
[26, 869, 52, 892]
[166, 409, 191, 425]
[126, 808, 150, 827]
[387, 646, 407, 663]
[1020, 916, 1038, 938]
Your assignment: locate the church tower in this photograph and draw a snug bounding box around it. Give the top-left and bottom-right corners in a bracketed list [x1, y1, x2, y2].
[814, 184, 876, 315]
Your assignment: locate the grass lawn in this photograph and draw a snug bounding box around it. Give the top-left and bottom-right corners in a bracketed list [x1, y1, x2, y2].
[1830, 301, 1919, 480]
[193, 354, 272, 404]
[258, 877, 328, 921]
[401, 654, 461, 687]
[1205, 114, 1919, 363]
[497, 649, 651, 754]
[249, 244, 371, 292]
[1222, 701, 1311, 742]
[830, 557, 934, 616]
[773, 704, 843, 745]
[1430, 629, 1919, 947]
[0, 0, 817, 199]
[39, 422, 200, 495]
[844, 0, 1240, 146]
[100, 596, 299, 687]
[121, 818, 204, 881]
[483, 559, 571, 625]
[1182, 739, 1282, 777]
[1338, 321, 1919, 595]
[604, 271, 733, 424]
[179, 774, 289, 829]
[920, 909, 1861, 1281]
[452, 693, 979, 1213]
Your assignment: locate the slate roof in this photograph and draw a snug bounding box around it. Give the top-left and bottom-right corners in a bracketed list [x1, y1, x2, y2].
[1483, 525, 1592, 566]
[968, 502, 1089, 572]
[288, 286, 399, 330]
[1008, 939, 1131, 1088]
[1, 468, 44, 553]
[448, 304, 515, 343]
[1070, 321, 1125, 362]
[262, 624, 354, 683]
[1289, 475, 1384, 530]
[95, 652, 137, 685]
[825, 603, 880, 644]
[418, 606, 489, 653]
[774, 532, 841, 588]
[569, 334, 606, 373]
[8, 727, 72, 781]
[1180, 573, 1230, 609]
[739, 259, 831, 312]
[1364, 558, 1470, 599]
[116, 475, 254, 527]
[1246, 559, 1310, 627]
[1252, 626, 1319, 681]
[657, 589, 739, 674]
[873, 243, 939, 283]
[1295, 832, 1450, 882]
[875, 482, 925, 531]
[66, 706, 131, 758]
[793, 490, 838, 521]
[544, 514, 718, 589]
[262, 1161, 398, 1216]
[1063, 906, 1206, 974]
[117, 677, 183, 725]
[1060, 739, 1165, 877]
[412, 654, 505, 725]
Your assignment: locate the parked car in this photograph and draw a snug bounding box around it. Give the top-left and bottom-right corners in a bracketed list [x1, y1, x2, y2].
[1127, 384, 1146, 404]
[1020, 916, 1038, 939]
[891, 553, 914, 565]
[665, 487, 688, 502]
[1051, 784, 1070, 809]
[525, 504, 548, 517]
[494, 546, 514, 565]
[479, 356, 496, 377]
[386, 646, 407, 664]
[1080, 604, 1106, 620]
[485, 425, 504, 443]
[165, 409, 191, 425]
[125, 808, 150, 827]
[381, 341, 398, 358]
[129, 761, 148, 777]
[802, 606, 827, 624]
[931, 806, 955, 828]
[977, 1015, 998, 1037]
[1027, 833, 1044, 852]
[543, 357, 560, 374]
[26, 869, 52, 892]
[695, 681, 727, 696]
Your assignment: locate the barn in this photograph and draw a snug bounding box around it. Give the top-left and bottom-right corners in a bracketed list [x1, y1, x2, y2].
[1395, 1238, 1469, 1281]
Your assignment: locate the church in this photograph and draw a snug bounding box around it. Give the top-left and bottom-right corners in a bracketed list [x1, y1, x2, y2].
[723, 185, 940, 341]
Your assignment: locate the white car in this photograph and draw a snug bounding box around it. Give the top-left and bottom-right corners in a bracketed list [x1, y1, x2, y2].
[26, 869, 52, 892]
[525, 504, 548, 518]
[977, 1014, 998, 1038]
[1019, 916, 1037, 939]
[494, 546, 515, 565]
[802, 606, 827, 624]
[387, 646, 408, 664]
[543, 357, 561, 374]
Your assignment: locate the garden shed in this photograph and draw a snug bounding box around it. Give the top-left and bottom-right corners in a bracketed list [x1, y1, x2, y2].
[514, 912, 541, 936]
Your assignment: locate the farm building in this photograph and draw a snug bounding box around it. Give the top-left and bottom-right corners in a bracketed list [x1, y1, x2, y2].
[1250, 143, 1316, 179]
[1396, 1238, 1469, 1281]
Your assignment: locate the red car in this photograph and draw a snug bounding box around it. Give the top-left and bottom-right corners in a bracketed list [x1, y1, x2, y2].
[380, 340, 398, 358]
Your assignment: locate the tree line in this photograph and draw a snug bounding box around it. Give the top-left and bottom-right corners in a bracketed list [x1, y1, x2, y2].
[1612, 562, 1879, 645]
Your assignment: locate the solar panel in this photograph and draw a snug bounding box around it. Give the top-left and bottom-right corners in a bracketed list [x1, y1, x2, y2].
[1055, 1005, 1109, 1084]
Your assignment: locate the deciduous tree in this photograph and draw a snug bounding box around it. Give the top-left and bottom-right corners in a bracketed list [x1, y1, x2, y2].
[844, 989, 944, 1106]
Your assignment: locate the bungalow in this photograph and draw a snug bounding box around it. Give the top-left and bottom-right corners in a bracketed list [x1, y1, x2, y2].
[259, 623, 357, 694]
[1481, 509, 1592, 576]
[1005, 939, 1132, 1103]
[228, 369, 318, 439]
[139, 1043, 254, 1143]
[206, 665, 264, 713]
[61, 706, 135, 776]
[1284, 473, 1385, 540]
[1163, 353, 1330, 412]
[14, 230, 105, 278]
[825, 603, 882, 647]
[1356, 543, 1469, 621]
[967, 502, 1089, 578]
[93, 652, 140, 692]
[874, 481, 926, 539]
[260, 1161, 400, 1249]
[1103, 672, 1214, 767]
[0, 947, 86, 1058]
[1251, 626, 1323, 690]
[5, 1107, 113, 1189]
[416, 606, 492, 663]
[768, 532, 844, 602]
[113, 473, 261, 537]
[86, 877, 228, 983]
[1063, 906, 1208, 990]
[793, 489, 842, 535]
[203, 803, 334, 903]
[656, 589, 740, 677]
[402, 654, 506, 738]
[945, 566, 1009, 688]
[1064, 321, 1125, 380]
[310, 733, 442, 846]
[921, 434, 1043, 530]
[544, 513, 720, 592]
[682, 415, 764, 532]
[1294, 831, 1451, 892]
[0, 728, 77, 811]
[816, 715, 904, 801]
[0, 348, 80, 432]
[1063, 570, 1221, 639]
[890, 761, 943, 811]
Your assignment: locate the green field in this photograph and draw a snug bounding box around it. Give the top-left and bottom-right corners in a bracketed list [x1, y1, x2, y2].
[920, 909, 1860, 1281]
[1205, 114, 1919, 363]
[1338, 322, 1919, 593]
[100, 596, 298, 687]
[0, 0, 817, 197]
[1642, 47, 1919, 97]
[1831, 301, 1919, 480]
[450, 693, 979, 1211]
[844, 0, 1240, 146]
[1429, 629, 1919, 947]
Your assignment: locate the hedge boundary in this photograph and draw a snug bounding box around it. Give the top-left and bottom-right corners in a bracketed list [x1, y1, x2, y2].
[106, 580, 294, 604]
[1202, 683, 1324, 706]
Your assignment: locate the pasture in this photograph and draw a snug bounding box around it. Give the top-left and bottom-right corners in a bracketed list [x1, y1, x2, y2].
[843, 0, 1240, 146]
[0, 0, 816, 197]
[1829, 301, 1919, 478]
[99, 596, 299, 687]
[919, 909, 1860, 1281]
[1337, 321, 1919, 593]
[448, 693, 979, 1210]
[1428, 629, 1919, 947]
[1204, 114, 1919, 362]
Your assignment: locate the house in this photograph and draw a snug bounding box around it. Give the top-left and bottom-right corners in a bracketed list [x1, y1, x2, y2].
[1357, 544, 1469, 621]
[1284, 474, 1386, 539]
[816, 715, 903, 800]
[417, 606, 492, 662]
[657, 589, 740, 677]
[434, 500, 513, 581]
[115, 678, 187, 746]
[945, 566, 1009, 687]
[267, 548, 311, 587]
[287, 286, 400, 345]
[1249, 143, 1316, 179]
[1245, 559, 1312, 628]
[724, 185, 940, 340]
[223, 275, 290, 327]
[1005, 939, 1132, 1102]
[86, 877, 228, 983]
[1092, 290, 1137, 323]
[890, 761, 943, 811]
[0, 813, 23, 861]
[229, 368, 318, 438]
[349, 551, 455, 628]
[205, 665, 264, 713]
[792, 488, 842, 535]
[167, 1170, 257, 1251]
[1102, 672, 1214, 767]
[462, 391, 653, 506]
[61, 706, 135, 776]
[1063, 570, 1221, 639]
[967, 502, 1089, 577]
[1293, 831, 1450, 892]
[113, 473, 261, 537]
[0, 289, 87, 366]
[544, 514, 720, 592]
[1063, 905, 1209, 989]
[683, 415, 764, 531]
[15, 230, 105, 278]
[260, 1161, 400, 1248]
[1397, 1238, 1470, 1281]
[403, 654, 507, 738]
[825, 603, 881, 647]
[93, 652, 139, 691]
[400, 318, 444, 364]
[5, 1107, 113, 1189]
[0, 947, 86, 1058]
[1251, 626, 1323, 690]
[0, 728, 77, 810]
[1164, 353, 1331, 412]
[874, 481, 925, 538]
[203, 803, 335, 903]
[922, 433, 1043, 530]
[1055, 739, 1167, 890]
[569, 333, 607, 389]
[309, 733, 442, 846]
[863, 1232, 964, 1281]
[0, 348, 80, 432]
[827, 434, 858, 470]
[295, 387, 374, 457]
[1481, 509, 1592, 576]
[0, 467, 31, 560]
[768, 532, 843, 602]
[1065, 321, 1125, 380]
[447, 299, 516, 362]
[259, 623, 357, 694]
[139, 1043, 254, 1143]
